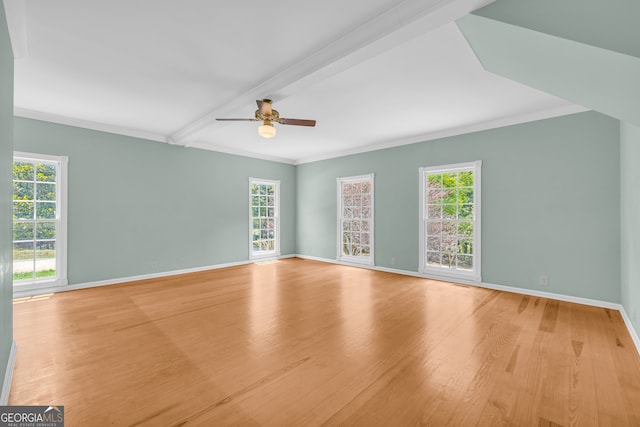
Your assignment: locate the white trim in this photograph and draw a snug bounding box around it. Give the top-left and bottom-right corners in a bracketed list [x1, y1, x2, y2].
[336, 173, 374, 266]
[620, 306, 640, 357]
[12, 152, 69, 291]
[1, 340, 17, 405]
[419, 161, 481, 282]
[14, 108, 169, 144]
[295, 254, 625, 309]
[294, 105, 588, 165]
[248, 178, 281, 261]
[12, 255, 297, 299]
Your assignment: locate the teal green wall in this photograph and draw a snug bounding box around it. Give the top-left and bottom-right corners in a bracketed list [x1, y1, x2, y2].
[14, 117, 296, 285]
[621, 121, 640, 331]
[456, 15, 640, 127]
[0, 2, 14, 395]
[473, 0, 640, 58]
[297, 111, 621, 302]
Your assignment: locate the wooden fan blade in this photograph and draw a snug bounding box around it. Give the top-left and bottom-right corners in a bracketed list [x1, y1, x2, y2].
[216, 118, 260, 122]
[278, 118, 316, 127]
[256, 99, 272, 117]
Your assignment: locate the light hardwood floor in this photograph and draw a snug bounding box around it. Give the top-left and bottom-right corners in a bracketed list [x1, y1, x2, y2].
[9, 259, 640, 426]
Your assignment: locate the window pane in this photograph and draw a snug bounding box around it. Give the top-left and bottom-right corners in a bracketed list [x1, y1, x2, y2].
[351, 220, 361, 232]
[36, 240, 55, 259]
[427, 174, 441, 189]
[458, 204, 473, 220]
[427, 236, 440, 251]
[443, 173, 457, 188]
[459, 222, 473, 237]
[267, 185, 274, 195]
[13, 222, 34, 241]
[361, 181, 371, 193]
[458, 171, 474, 187]
[442, 221, 457, 236]
[458, 238, 473, 255]
[427, 252, 441, 266]
[13, 201, 34, 220]
[36, 222, 56, 240]
[457, 255, 473, 270]
[37, 183, 56, 201]
[362, 232, 370, 245]
[13, 182, 34, 200]
[36, 202, 56, 219]
[342, 220, 350, 232]
[13, 241, 33, 261]
[427, 221, 441, 235]
[13, 162, 34, 181]
[36, 164, 56, 182]
[428, 190, 443, 204]
[361, 220, 370, 232]
[427, 205, 441, 219]
[442, 189, 456, 204]
[260, 185, 267, 195]
[458, 188, 473, 204]
[442, 204, 456, 219]
[251, 196, 259, 206]
[361, 246, 370, 255]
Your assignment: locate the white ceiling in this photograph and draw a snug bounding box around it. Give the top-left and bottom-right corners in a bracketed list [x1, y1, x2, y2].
[5, 0, 585, 164]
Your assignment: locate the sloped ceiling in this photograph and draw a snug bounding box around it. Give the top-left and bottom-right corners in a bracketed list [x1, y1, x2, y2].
[4, 0, 585, 164]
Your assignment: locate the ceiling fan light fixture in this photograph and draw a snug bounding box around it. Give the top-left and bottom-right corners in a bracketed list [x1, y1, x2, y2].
[258, 123, 276, 139]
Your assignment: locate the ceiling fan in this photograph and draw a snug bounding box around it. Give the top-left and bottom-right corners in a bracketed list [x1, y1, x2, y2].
[216, 99, 316, 139]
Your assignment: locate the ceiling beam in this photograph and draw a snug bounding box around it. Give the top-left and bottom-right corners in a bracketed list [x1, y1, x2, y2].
[169, 0, 494, 147]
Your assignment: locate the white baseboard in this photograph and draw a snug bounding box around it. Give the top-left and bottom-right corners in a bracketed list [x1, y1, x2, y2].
[296, 254, 640, 356]
[13, 254, 297, 298]
[1, 340, 17, 405]
[297, 254, 621, 309]
[620, 306, 640, 356]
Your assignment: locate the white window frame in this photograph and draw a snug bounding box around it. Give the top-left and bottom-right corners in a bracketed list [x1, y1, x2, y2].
[337, 173, 374, 266]
[248, 177, 281, 261]
[419, 161, 481, 283]
[12, 151, 69, 291]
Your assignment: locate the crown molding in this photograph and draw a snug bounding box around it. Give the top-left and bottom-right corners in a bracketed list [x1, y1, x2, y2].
[294, 103, 588, 165]
[14, 108, 169, 143]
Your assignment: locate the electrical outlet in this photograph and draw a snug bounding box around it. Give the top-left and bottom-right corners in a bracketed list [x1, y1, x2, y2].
[151, 260, 158, 270]
[390, 257, 396, 266]
[539, 275, 549, 287]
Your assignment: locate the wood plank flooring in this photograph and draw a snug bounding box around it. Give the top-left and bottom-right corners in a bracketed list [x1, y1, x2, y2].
[9, 258, 640, 426]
